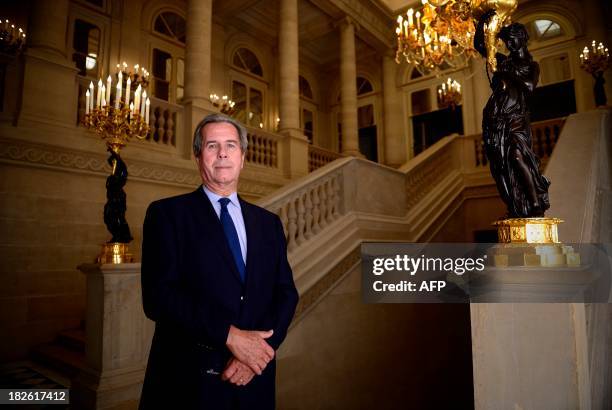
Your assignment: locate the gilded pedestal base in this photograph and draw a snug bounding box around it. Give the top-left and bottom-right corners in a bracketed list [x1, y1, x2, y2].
[97, 242, 133, 264]
[488, 243, 581, 267]
[491, 217, 579, 267]
[495, 217, 563, 244]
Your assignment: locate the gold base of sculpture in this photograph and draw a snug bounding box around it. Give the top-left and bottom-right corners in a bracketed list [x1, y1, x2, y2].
[97, 242, 133, 264]
[491, 217, 580, 267]
[489, 243, 581, 268]
[495, 217, 563, 244]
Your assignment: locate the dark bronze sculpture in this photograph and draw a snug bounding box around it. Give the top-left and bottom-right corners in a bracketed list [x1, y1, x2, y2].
[475, 11, 550, 218]
[104, 148, 133, 243]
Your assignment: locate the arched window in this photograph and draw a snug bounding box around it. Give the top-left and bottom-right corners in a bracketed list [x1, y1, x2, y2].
[526, 19, 564, 42]
[230, 47, 265, 127]
[72, 19, 101, 77]
[233, 48, 263, 77]
[154, 12, 186, 44]
[356, 76, 373, 95]
[299, 76, 313, 99]
[150, 11, 186, 102]
[299, 75, 315, 143]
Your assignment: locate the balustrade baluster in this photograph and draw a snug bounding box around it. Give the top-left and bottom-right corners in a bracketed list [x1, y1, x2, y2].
[164, 110, 173, 145]
[311, 185, 321, 234]
[155, 107, 164, 144]
[296, 195, 306, 246]
[304, 191, 313, 240]
[264, 140, 272, 167]
[319, 183, 328, 228]
[545, 127, 552, 157]
[279, 205, 289, 239]
[271, 141, 277, 168]
[287, 200, 297, 252]
[331, 176, 341, 219]
[325, 180, 334, 223]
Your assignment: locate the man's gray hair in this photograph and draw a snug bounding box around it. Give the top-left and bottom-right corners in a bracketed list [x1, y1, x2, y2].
[192, 113, 248, 157]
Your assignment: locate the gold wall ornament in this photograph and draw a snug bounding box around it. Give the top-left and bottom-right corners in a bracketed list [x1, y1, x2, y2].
[470, 0, 518, 72]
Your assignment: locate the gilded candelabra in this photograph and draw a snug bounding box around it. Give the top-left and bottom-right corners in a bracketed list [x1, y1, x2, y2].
[82, 68, 151, 264]
[210, 93, 237, 116]
[0, 19, 26, 55]
[580, 41, 610, 107]
[437, 77, 462, 109]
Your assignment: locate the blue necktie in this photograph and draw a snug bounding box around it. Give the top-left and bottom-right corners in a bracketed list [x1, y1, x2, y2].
[218, 198, 245, 283]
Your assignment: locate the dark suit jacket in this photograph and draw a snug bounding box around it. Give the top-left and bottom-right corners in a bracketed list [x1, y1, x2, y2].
[139, 187, 299, 410]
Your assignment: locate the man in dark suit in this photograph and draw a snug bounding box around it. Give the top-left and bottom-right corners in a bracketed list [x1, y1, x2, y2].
[139, 113, 299, 409]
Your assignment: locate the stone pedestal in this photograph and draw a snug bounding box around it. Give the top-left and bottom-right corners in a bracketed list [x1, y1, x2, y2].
[280, 128, 309, 179]
[72, 263, 153, 410]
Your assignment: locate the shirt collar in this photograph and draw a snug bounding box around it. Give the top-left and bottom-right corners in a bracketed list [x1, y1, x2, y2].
[202, 185, 241, 209]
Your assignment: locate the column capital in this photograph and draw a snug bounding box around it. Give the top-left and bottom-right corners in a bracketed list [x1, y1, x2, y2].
[334, 16, 360, 32]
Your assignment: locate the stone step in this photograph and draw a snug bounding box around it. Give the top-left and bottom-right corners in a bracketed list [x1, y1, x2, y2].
[56, 328, 85, 351]
[30, 344, 86, 379]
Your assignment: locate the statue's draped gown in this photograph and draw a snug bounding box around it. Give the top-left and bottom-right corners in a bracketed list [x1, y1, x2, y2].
[477, 18, 551, 218]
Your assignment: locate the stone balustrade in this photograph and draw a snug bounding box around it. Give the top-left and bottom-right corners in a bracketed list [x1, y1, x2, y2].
[465, 117, 566, 169]
[147, 97, 182, 148]
[244, 127, 281, 169]
[260, 166, 344, 252]
[308, 145, 343, 172]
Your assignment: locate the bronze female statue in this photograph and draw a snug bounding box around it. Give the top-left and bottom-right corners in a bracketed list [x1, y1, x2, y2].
[475, 11, 550, 218]
[104, 148, 133, 243]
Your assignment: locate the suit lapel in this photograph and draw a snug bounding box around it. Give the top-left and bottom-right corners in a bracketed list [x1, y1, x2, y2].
[191, 187, 243, 284]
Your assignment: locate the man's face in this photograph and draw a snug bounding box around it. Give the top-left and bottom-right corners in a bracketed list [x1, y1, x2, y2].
[196, 122, 245, 194]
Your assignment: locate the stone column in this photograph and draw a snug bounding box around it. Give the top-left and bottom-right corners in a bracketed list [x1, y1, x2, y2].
[17, 0, 79, 129]
[339, 18, 361, 157]
[382, 53, 406, 167]
[278, 0, 300, 134]
[277, 0, 309, 178]
[183, 0, 214, 157]
[471, 58, 490, 134]
[72, 263, 154, 409]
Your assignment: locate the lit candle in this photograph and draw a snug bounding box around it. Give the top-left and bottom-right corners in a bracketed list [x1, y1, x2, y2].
[89, 81, 94, 111]
[105, 75, 112, 104]
[115, 71, 122, 109]
[96, 79, 102, 108]
[125, 77, 131, 106]
[134, 64, 139, 75]
[140, 90, 147, 116]
[403, 20, 408, 38]
[145, 98, 150, 125]
[85, 90, 90, 114]
[416, 11, 421, 31]
[129, 102, 134, 120]
[134, 85, 142, 113]
[101, 84, 106, 107]
[408, 9, 414, 26]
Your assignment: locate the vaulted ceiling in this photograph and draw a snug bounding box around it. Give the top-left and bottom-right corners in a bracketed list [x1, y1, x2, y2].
[215, 0, 384, 67]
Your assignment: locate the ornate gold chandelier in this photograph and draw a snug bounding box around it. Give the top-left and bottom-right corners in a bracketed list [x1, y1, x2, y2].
[395, 0, 476, 75]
